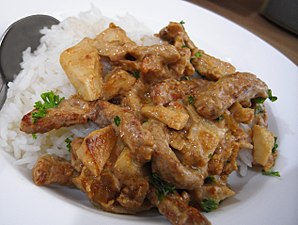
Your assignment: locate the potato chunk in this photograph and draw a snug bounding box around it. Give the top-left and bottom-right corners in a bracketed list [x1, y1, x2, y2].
[252, 125, 274, 166]
[60, 38, 103, 101]
[141, 104, 189, 130]
[76, 125, 117, 176]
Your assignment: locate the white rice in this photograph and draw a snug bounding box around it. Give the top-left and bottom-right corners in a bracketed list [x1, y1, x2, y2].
[0, 7, 159, 169]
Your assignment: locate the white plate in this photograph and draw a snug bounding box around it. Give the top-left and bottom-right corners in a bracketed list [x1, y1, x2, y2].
[1, 0, 297, 225]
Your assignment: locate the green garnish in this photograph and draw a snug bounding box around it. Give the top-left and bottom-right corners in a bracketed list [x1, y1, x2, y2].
[32, 91, 65, 123]
[255, 104, 264, 115]
[132, 71, 140, 79]
[208, 153, 212, 159]
[65, 137, 72, 152]
[179, 20, 185, 25]
[32, 133, 37, 139]
[180, 76, 190, 81]
[252, 89, 277, 104]
[272, 136, 278, 153]
[262, 170, 280, 177]
[149, 173, 176, 201]
[215, 115, 224, 121]
[188, 95, 194, 105]
[268, 89, 278, 102]
[194, 52, 202, 58]
[252, 97, 266, 104]
[204, 176, 216, 184]
[114, 116, 121, 126]
[199, 199, 219, 212]
[182, 44, 188, 48]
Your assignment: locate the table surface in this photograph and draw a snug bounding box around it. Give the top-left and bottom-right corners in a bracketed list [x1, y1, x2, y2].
[187, 0, 298, 65]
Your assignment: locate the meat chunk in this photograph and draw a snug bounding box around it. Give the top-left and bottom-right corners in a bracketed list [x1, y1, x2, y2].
[60, 38, 103, 101]
[159, 22, 235, 80]
[20, 97, 95, 134]
[102, 68, 137, 100]
[32, 154, 75, 186]
[76, 126, 117, 176]
[194, 72, 268, 120]
[150, 78, 211, 105]
[148, 188, 211, 225]
[93, 23, 136, 61]
[145, 119, 205, 189]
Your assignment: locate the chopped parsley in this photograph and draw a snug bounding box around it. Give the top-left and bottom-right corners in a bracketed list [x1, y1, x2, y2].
[65, 137, 72, 152]
[272, 136, 278, 153]
[252, 97, 266, 104]
[215, 115, 224, 121]
[262, 170, 280, 177]
[194, 52, 202, 58]
[199, 199, 219, 212]
[204, 176, 216, 184]
[132, 71, 140, 79]
[149, 173, 176, 201]
[180, 76, 190, 81]
[32, 133, 37, 139]
[188, 95, 194, 105]
[182, 44, 188, 48]
[268, 89, 278, 102]
[114, 116, 121, 126]
[252, 89, 277, 104]
[32, 91, 65, 123]
[179, 20, 185, 25]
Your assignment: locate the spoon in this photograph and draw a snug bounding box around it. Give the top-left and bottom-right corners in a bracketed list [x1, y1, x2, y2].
[0, 15, 60, 109]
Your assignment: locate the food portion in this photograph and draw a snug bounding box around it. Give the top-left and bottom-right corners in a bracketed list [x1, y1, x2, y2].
[0, 10, 279, 225]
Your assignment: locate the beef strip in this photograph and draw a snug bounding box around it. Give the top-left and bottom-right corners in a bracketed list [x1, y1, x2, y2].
[159, 22, 236, 81]
[148, 188, 211, 225]
[145, 119, 205, 190]
[32, 154, 75, 186]
[194, 72, 268, 120]
[150, 78, 211, 105]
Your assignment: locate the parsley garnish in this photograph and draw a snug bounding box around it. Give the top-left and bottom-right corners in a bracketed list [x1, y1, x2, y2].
[32, 133, 37, 139]
[252, 89, 277, 104]
[195, 52, 202, 58]
[114, 116, 121, 126]
[262, 170, 280, 177]
[204, 176, 216, 184]
[132, 71, 140, 79]
[32, 91, 65, 123]
[65, 137, 72, 152]
[272, 136, 278, 153]
[252, 97, 266, 104]
[149, 173, 176, 201]
[180, 76, 190, 81]
[268, 89, 277, 102]
[182, 44, 188, 48]
[199, 199, 219, 212]
[215, 115, 224, 121]
[188, 95, 194, 105]
[179, 20, 185, 25]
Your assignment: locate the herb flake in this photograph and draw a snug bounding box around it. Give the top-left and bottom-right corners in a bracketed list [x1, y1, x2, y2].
[199, 199, 219, 212]
[65, 137, 72, 152]
[132, 71, 140, 79]
[32, 133, 37, 139]
[262, 170, 280, 177]
[114, 116, 121, 126]
[268, 89, 278, 102]
[188, 95, 194, 105]
[179, 20, 185, 25]
[272, 136, 278, 153]
[32, 91, 65, 123]
[149, 173, 176, 201]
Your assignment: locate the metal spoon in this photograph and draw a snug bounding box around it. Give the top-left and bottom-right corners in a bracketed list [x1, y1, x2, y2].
[0, 15, 59, 109]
